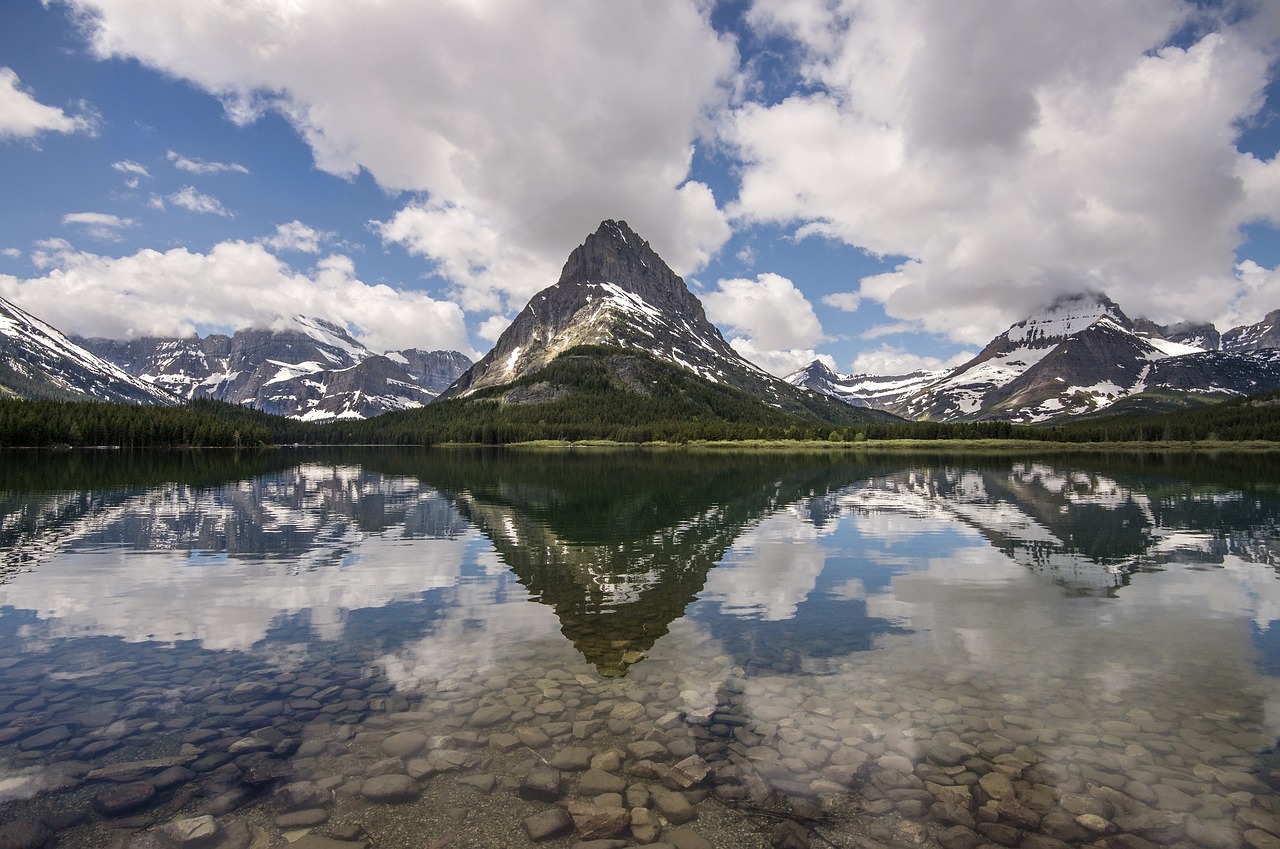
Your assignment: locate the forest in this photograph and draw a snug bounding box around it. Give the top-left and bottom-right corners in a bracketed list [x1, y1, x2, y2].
[1, 361, 1278, 448]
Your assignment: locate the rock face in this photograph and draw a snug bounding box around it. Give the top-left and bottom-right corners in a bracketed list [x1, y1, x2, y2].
[789, 293, 1280, 422]
[437, 220, 868, 422]
[0, 295, 175, 405]
[78, 316, 471, 420]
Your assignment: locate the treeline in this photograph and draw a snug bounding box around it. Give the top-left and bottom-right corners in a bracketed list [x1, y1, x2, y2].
[2, 374, 1279, 449]
[0, 397, 309, 447]
[1030, 390, 1280, 443]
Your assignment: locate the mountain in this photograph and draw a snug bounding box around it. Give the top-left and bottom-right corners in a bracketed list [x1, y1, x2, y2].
[0, 295, 175, 405]
[790, 293, 1280, 423]
[439, 219, 884, 425]
[78, 317, 472, 420]
[1223, 309, 1280, 352]
[435, 220, 885, 425]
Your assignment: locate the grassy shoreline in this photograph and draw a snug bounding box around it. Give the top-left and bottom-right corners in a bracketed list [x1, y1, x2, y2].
[440, 437, 1280, 453]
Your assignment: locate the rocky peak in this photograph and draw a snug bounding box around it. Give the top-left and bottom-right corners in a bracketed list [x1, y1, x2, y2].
[555, 219, 695, 315]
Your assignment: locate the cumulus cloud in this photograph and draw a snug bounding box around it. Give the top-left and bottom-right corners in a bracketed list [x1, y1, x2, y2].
[477, 314, 513, 344]
[166, 149, 249, 175]
[702, 272, 828, 374]
[703, 272, 825, 349]
[821, 291, 861, 312]
[62, 211, 135, 241]
[1, 248, 20, 259]
[67, 0, 738, 310]
[1, 240, 470, 354]
[168, 186, 230, 217]
[0, 67, 96, 139]
[262, 220, 330, 254]
[727, 0, 1280, 344]
[850, 344, 975, 377]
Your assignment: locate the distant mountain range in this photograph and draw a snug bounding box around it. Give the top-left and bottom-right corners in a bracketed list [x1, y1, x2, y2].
[0, 296, 174, 405]
[74, 318, 471, 420]
[2, 222, 1279, 428]
[787, 294, 1280, 422]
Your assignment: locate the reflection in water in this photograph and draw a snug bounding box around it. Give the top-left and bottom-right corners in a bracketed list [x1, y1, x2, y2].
[0, 448, 1278, 849]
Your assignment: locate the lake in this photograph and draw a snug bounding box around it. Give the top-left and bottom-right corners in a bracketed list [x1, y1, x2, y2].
[1, 447, 1278, 849]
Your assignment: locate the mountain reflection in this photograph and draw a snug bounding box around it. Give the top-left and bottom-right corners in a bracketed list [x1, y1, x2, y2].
[0, 448, 1277, 677]
[398, 451, 872, 675]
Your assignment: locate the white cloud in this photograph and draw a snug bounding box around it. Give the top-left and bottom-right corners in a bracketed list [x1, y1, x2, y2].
[166, 149, 249, 175]
[728, 338, 836, 377]
[0, 240, 471, 354]
[701, 272, 827, 375]
[1227, 261, 1280, 329]
[62, 211, 135, 241]
[376, 199, 559, 314]
[821, 291, 861, 312]
[1, 248, 20, 259]
[850, 344, 975, 377]
[168, 186, 231, 217]
[703, 272, 825, 350]
[477, 314, 513, 344]
[860, 322, 919, 340]
[262, 220, 329, 254]
[111, 159, 150, 188]
[68, 0, 738, 310]
[727, 1, 1280, 343]
[0, 67, 96, 139]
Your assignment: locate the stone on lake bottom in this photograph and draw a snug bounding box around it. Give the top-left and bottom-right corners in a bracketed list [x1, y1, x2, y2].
[92, 781, 156, 816]
[287, 837, 369, 849]
[155, 815, 220, 849]
[273, 781, 332, 813]
[561, 800, 630, 840]
[666, 827, 715, 849]
[360, 774, 419, 803]
[0, 820, 53, 849]
[520, 767, 563, 803]
[523, 808, 574, 842]
[649, 787, 696, 824]
[274, 808, 330, 829]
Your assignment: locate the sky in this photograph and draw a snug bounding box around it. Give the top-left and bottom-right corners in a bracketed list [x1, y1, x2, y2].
[1, 0, 1279, 378]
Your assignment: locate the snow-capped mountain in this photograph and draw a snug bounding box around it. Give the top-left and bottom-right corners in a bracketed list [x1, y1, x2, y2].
[78, 317, 471, 420]
[789, 293, 1280, 422]
[0, 295, 175, 405]
[440, 219, 876, 422]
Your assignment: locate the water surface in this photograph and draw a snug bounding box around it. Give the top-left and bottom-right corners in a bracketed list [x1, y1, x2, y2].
[1, 448, 1278, 848]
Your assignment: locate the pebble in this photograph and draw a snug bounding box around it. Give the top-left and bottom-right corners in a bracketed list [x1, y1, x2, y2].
[523, 808, 574, 842]
[92, 781, 156, 816]
[359, 774, 419, 803]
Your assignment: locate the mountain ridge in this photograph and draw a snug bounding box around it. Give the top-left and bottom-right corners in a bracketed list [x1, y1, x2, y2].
[789, 293, 1280, 422]
[76, 317, 472, 420]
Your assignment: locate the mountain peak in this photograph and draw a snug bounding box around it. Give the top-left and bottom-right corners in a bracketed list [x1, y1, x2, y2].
[1003, 291, 1130, 346]
[554, 219, 688, 311]
[440, 220, 833, 407]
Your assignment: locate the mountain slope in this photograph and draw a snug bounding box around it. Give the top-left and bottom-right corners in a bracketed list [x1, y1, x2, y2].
[346, 344, 884, 444]
[439, 219, 881, 424]
[79, 317, 471, 420]
[0, 295, 175, 405]
[793, 293, 1280, 423]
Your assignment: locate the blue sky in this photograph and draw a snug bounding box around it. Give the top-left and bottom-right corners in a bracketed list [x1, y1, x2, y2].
[2, 0, 1279, 376]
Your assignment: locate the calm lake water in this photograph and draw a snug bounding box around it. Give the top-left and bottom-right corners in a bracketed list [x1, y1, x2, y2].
[1, 447, 1279, 849]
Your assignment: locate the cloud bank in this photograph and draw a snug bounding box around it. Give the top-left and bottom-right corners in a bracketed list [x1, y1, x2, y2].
[66, 0, 738, 316]
[1, 239, 470, 354]
[726, 0, 1280, 344]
